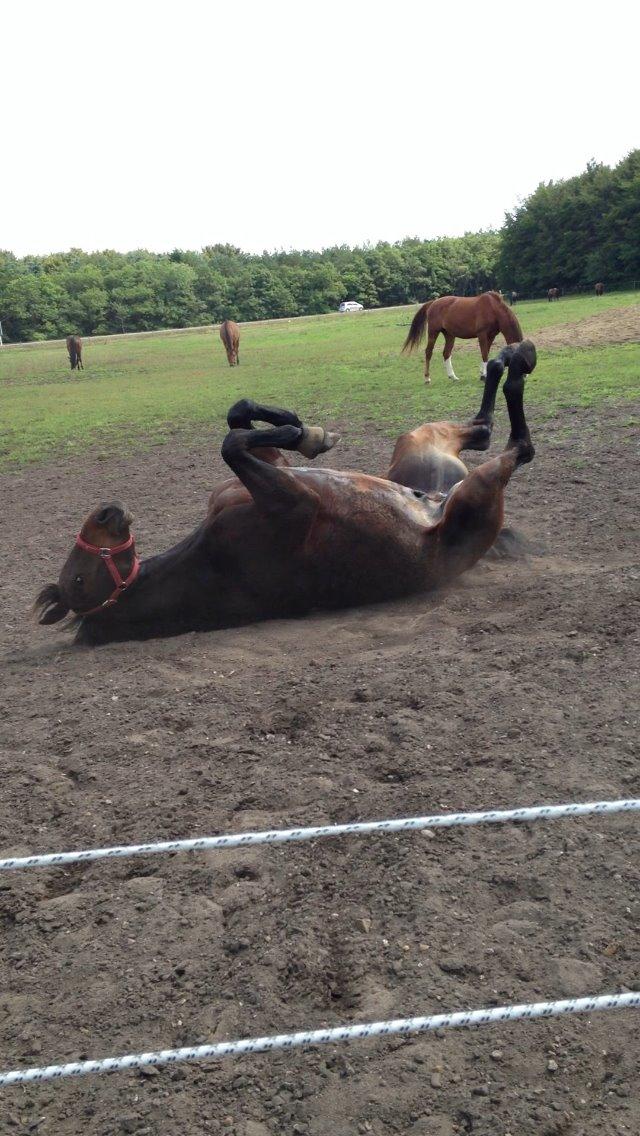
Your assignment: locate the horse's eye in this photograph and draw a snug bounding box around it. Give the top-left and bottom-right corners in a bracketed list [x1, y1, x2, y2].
[74, 575, 84, 586]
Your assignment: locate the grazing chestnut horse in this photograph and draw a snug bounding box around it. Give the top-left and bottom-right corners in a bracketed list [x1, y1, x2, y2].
[547, 288, 560, 302]
[66, 335, 83, 370]
[35, 341, 536, 644]
[220, 320, 240, 366]
[595, 282, 604, 297]
[402, 292, 523, 383]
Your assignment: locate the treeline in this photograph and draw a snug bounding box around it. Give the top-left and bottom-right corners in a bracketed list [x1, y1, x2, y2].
[1, 151, 638, 342]
[498, 150, 640, 294]
[0, 232, 500, 342]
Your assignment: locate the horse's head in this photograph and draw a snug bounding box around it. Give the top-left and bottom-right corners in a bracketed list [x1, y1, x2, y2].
[35, 502, 138, 625]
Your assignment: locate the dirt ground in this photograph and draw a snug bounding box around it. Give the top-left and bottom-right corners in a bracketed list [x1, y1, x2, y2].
[0, 398, 638, 1136]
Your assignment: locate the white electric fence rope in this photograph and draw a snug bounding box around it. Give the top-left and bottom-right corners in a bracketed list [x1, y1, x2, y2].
[1, 798, 638, 873]
[1, 993, 638, 1087]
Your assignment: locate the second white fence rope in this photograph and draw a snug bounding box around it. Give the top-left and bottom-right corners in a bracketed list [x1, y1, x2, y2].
[1, 992, 638, 1087]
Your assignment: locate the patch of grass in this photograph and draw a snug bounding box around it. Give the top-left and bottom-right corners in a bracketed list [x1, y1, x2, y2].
[0, 293, 638, 467]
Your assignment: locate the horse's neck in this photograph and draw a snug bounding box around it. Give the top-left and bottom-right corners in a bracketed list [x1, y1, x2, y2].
[496, 301, 522, 343]
[110, 529, 207, 625]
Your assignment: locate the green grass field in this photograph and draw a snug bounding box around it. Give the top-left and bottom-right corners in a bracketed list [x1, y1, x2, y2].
[1, 292, 638, 468]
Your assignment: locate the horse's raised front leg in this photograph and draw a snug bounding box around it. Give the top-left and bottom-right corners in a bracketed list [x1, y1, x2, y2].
[226, 399, 340, 465]
[435, 341, 537, 576]
[443, 333, 459, 381]
[221, 401, 340, 532]
[221, 423, 320, 536]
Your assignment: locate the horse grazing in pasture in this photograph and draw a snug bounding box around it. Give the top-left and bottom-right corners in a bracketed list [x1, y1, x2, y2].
[35, 341, 537, 645]
[595, 282, 605, 297]
[66, 335, 83, 370]
[402, 292, 523, 383]
[510, 291, 518, 305]
[547, 288, 560, 302]
[220, 320, 240, 366]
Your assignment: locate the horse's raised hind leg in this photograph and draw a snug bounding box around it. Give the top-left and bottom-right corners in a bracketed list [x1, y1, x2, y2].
[502, 341, 536, 462]
[435, 341, 537, 577]
[424, 332, 438, 384]
[443, 333, 459, 381]
[386, 420, 491, 495]
[472, 345, 516, 429]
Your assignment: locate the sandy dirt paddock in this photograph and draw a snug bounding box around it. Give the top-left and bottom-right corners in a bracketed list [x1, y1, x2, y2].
[0, 400, 638, 1135]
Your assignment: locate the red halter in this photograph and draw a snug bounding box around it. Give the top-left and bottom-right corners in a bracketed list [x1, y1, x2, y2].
[75, 532, 140, 615]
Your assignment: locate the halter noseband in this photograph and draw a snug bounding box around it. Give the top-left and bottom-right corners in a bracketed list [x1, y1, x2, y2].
[75, 532, 140, 615]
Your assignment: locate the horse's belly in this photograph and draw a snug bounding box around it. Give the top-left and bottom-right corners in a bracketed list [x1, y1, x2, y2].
[205, 475, 444, 614]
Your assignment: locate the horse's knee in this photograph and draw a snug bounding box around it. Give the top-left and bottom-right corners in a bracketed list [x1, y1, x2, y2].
[221, 427, 250, 463]
[227, 399, 257, 429]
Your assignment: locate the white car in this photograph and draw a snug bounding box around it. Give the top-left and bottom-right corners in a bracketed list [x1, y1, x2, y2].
[338, 301, 364, 313]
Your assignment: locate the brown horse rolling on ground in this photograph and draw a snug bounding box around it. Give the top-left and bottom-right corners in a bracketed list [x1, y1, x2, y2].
[220, 319, 240, 366]
[35, 341, 536, 645]
[66, 335, 83, 370]
[548, 288, 560, 302]
[595, 282, 605, 296]
[402, 291, 523, 384]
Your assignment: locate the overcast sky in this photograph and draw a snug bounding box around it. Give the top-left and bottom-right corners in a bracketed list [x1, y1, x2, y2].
[3, 0, 637, 258]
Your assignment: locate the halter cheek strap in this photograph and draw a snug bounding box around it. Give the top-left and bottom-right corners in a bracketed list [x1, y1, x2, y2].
[75, 532, 140, 615]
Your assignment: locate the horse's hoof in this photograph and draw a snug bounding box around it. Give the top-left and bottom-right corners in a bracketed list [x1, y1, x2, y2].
[298, 426, 341, 459]
[320, 429, 341, 453]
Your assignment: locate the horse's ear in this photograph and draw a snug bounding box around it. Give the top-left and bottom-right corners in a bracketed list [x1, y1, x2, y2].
[94, 502, 133, 537]
[34, 584, 70, 625]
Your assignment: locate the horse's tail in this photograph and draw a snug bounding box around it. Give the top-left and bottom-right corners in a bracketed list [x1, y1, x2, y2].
[402, 301, 433, 353]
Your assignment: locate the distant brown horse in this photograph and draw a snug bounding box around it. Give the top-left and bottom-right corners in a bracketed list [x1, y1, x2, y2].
[402, 291, 523, 383]
[220, 320, 240, 366]
[66, 335, 83, 370]
[595, 282, 604, 297]
[547, 288, 560, 302]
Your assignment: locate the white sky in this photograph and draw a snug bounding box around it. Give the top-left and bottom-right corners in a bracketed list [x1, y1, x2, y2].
[2, 0, 637, 258]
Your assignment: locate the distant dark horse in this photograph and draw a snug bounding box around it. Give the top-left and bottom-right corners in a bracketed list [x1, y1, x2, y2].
[66, 335, 83, 370]
[595, 282, 605, 297]
[547, 288, 560, 302]
[220, 320, 240, 366]
[402, 291, 523, 383]
[510, 291, 518, 305]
